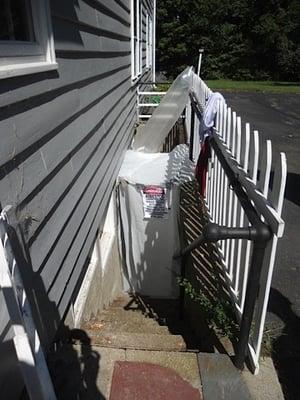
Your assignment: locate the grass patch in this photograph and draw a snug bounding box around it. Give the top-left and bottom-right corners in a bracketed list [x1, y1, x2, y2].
[205, 80, 300, 93]
[156, 83, 171, 92]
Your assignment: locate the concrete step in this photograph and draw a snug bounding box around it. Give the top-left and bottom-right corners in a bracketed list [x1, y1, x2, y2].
[82, 308, 172, 335]
[49, 345, 202, 399]
[81, 293, 200, 353]
[84, 330, 187, 352]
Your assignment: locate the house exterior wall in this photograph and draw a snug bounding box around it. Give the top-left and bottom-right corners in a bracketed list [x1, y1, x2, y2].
[0, 0, 154, 397]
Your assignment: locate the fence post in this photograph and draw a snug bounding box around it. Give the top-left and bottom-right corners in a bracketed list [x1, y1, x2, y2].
[234, 240, 267, 369]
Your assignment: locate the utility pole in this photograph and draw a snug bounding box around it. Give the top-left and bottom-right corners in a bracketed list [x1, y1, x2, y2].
[197, 49, 204, 76]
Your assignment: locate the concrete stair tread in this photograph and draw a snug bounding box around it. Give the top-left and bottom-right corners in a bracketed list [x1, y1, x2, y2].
[81, 293, 201, 352]
[82, 313, 172, 335]
[83, 330, 187, 351]
[49, 346, 202, 399]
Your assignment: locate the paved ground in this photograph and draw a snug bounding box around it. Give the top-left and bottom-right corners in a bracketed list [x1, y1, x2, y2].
[223, 92, 300, 400]
[47, 293, 284, 399]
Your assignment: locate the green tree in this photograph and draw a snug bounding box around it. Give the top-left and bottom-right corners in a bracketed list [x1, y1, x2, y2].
[157, 0, 300, 81]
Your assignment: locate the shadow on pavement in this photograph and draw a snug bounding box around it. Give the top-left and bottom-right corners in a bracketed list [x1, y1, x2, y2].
[49, 328, 105, 400]
[268, 288, 300, 400]
[284, 172, 300, 207]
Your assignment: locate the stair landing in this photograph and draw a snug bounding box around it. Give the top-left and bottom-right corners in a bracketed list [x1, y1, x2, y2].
[49, 293, 203, 399]
[48, 293, 284, 399]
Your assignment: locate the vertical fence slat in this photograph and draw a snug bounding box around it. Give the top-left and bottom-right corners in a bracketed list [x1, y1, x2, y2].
[223, 108, 232, 269]
[225, 112, 237, 278]
[219, 103, 227, 247]
[270, 153, 287, 216]
[249, 130, 260, 184]
[216, 101, 224, 224]
[258, 140, 272, 198]
[250, 153, 287, 373]
[231, 117, 241, 292]
[196, 75, 286, 373]
[235, 123, 250, 296]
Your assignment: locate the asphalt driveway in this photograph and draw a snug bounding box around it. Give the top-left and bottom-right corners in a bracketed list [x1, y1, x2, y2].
[224, 91, 300, 400]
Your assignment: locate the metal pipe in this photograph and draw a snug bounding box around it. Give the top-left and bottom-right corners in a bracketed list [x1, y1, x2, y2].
[234, 240, 267, 369]
[179, 90, 273, 370]
[174, 222, 269, 259]
[174, 233, 205, 259]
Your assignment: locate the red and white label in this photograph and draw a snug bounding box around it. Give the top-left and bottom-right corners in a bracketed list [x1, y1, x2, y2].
[141, 185, 169, 219]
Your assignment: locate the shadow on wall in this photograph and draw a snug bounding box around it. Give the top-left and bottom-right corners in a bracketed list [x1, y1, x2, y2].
[119, 181, 180, 299]
[268, 288, 300, 400]
[179, 181, 238, 355]
[118, 145, 194, 299]
[1, 223, 105, 400]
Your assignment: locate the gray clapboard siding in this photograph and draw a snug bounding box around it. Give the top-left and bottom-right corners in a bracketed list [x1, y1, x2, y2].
[0, 9, 154, 398]
[16, 76, 131, 218]
[0, 64, 130, 173]
[58, 125, 134, 316]
[36, 94, 136, 293]
[20, 86, 134, 257]
[0, 65, 131, 191]
[55, 111, 136, 312]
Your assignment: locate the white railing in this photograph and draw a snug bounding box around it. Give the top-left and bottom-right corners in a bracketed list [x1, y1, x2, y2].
[187, 78, 287, 373]
[0, 207, 57, 400]
[137, 84, 166, 120]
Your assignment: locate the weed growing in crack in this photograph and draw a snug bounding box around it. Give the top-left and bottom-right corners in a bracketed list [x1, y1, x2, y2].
[178, 277, 238, 339]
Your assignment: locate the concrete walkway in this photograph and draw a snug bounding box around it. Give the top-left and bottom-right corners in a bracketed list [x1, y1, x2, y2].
[48, 293, 284, 399]
[49, 344, 202, 399]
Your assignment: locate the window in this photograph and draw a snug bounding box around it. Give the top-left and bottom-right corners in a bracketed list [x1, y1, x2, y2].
[0, 0, 57, 79]
[131, 0, 142, 81]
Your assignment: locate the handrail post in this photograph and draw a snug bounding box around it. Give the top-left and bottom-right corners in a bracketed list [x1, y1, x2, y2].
[235, 240, 268, 369]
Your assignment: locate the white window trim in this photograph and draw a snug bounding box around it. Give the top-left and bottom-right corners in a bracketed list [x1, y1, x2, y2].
[0, 0, 57, 79]
[146, 13, 149, 69]
[139, 4, 143, 76]
[149, 17, 153, 68]
[131, 0, 142, 82]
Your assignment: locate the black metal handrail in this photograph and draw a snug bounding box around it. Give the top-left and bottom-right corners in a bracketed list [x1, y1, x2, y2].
[176, 91, 272, 370]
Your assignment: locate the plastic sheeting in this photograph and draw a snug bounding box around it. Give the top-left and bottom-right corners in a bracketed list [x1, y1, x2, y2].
[132, 67, 193, 153]
[118, 145, 194, 298]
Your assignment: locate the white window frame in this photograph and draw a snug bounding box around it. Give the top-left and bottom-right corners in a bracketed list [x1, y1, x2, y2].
[131, 0, 142, 81]
[0, 0, 57, 79]
[139, 3, 143, 76]
[149, 17, 153, 68]
[146, 13, 149, 69]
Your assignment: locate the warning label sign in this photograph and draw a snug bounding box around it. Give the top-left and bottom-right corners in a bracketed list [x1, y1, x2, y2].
[141, 185, 169, 219]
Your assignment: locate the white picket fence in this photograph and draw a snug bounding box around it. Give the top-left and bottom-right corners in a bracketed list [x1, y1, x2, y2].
[136, 74, 286, 372]
[188, 78, 287, 373]
[0, 207, 57, 400]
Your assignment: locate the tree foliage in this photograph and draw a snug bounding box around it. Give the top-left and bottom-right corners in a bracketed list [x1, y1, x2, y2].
[157, 0, 300, 81]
